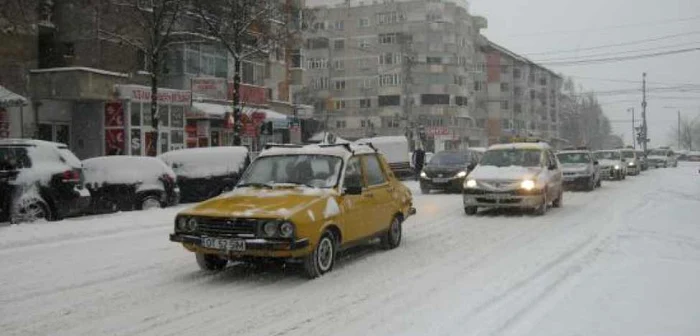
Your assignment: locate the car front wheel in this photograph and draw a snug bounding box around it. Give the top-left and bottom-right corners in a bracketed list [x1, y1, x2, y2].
[303, 231, 337, 279]
[381, 216, 402, 250]
[139, 196, 162, 210]
[11, 200, 51, 224]
[464, 206, 478, 216]
[552, 189, 563, 208]
[534, 191, 548, 216]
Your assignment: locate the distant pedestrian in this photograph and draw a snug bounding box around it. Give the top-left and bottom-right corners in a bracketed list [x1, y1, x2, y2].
[412, 146, 426, 181]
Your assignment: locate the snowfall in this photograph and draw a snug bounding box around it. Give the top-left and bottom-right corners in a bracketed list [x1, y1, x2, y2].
[1, 164, 700, 336]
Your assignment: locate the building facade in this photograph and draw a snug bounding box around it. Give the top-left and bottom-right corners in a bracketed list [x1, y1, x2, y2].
[303, 0, 488, 151]
[475, 40, 564, 146]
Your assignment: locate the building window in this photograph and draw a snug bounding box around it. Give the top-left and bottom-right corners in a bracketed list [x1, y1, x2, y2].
[307, 58, 328, 69]
[358, 77, 374, 89]
[513, 68, 521, 79]
[426, 57, 442, 65]
[500, 65, 509, 74]
[306, 38, 329, 49]
[514, 103, 522, 113]
[334, 100, 346, 110]
[379, 74, 401, 87]
[359, 17, 370, 27]
[476, 118, 486, 128]
[379, 33, 398, 44]
[501, 100, 509, 110]
[530, 90, 536, 100]
[378, 95, 400, 106]
[333, 59, 345, 70]
[356, 57, 372, 69]
[474, 81, 484, 92]
[421, 94, 450, 105]
[454, 75, 467, 86]
[379, 53, 401, 65]
[360, 98, 371, 108]
[334, 80, 346, 91]
[455, 96, 468, 106]
[334, 39, 345, 50]
[334, 20, 344, 31]
[502, 119, 511, 130]
[540, 77, 548, 85]
[310, 76, 329, 89]
[313, 22, 326, 30]
[335, 120, 347, 128]
[500, 83, 510, 92]
[377, 11, 404, 25]
[358, 38, 371, 49]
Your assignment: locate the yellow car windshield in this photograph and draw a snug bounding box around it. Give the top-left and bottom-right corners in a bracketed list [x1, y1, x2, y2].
[238, 154, 343, 189]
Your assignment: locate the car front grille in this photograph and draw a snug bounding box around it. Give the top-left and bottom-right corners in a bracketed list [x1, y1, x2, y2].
[196, 218, 259, 237]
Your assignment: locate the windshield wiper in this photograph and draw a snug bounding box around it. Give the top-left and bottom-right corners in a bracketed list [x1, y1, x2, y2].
[236, 182, 273, 189]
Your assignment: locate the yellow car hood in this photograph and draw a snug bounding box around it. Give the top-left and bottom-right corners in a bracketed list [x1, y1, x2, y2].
[183, 187, 338, 219]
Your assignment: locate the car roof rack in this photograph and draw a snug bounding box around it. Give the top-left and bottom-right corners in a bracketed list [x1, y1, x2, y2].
[262, 143, 304, 150]
[318, 143, 354, 153]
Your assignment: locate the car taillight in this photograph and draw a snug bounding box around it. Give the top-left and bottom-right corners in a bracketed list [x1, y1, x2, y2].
[62, 170, 80, 183]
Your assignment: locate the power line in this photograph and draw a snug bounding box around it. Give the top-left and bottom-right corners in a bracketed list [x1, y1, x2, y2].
[566, 75, 700, 87]
[534, 41, 700, 62]
[505, 15, 700, 38]
[523, 31, 700, 56]
[536, 47, 700, 66]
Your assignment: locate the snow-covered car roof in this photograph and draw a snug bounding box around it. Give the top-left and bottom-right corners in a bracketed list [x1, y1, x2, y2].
[469, 147, 487, 153]
[159, 146, 249, 178]
[82, 156, 176, 187]
[594, 149, 621, 153]
[488, 142, 551, 151]
[259, 144, 377, 160]
[0, 138, 69, 149]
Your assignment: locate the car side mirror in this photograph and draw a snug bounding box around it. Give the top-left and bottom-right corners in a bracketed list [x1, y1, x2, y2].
[593, 160, 599, 165]
[344, 175, 363, 195]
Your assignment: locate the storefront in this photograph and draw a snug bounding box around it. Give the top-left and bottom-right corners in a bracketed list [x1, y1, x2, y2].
[110, 85, 190, 156]
[0, 85, 29, 139]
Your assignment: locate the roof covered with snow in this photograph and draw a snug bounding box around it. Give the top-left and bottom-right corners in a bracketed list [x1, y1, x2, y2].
[259, 144, 377, 159]
[0, 86, 28, 107]
[191, 102, 288, 120]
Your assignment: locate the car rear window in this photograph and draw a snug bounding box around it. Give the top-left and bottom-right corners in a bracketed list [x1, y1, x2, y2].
[0, 147, 32, 170]
[58, 148, 82, 168]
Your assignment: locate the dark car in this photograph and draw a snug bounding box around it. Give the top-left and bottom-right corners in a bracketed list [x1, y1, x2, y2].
[0, 139, 90, 223]
[82, 156, 179, 213]
[159, 146, 250, 203]
[419, 149, 480, 194]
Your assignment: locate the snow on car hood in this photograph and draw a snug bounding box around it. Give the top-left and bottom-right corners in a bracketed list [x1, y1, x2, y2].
[561, 163, 589, 172]
[598, 159, 620, 167]
[468, 165, 541, 181]
[647, 155, 668, 160]
[186, 186, 339, 219]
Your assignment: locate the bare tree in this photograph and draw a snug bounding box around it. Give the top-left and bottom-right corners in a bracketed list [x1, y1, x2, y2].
[98, 0, 189, 155]
[193, 0, 286, 146]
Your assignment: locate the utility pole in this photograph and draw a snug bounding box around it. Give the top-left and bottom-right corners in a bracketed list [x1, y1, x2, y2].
[628, 107, 635, 149]
[677, 110, 681, 150]
[641, 73, 648, 152]
[326, 36, 333, 138]
[400, 33, 417, 150]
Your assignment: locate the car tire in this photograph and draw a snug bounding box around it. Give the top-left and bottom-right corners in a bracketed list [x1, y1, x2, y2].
[464, 206, 478, 216]
[552, 190, 563, 208]
[381, 216, 402, 250]
[303, 230, 337, 279]
[596, 178, 602, 188]
[586, 177, 595, 191]
[420, 187, 430, 195]
[11, 199, 52, 224]
[138, 195, 162, 210]
[534, 191, 547, 216]
[195, 252, 228, 271]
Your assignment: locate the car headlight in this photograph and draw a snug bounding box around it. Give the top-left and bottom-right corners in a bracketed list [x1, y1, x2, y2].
[263, 221, 278, 237]
[186, 217, 198, 232]
[614, 165, 620, 170]
[420, 171, 427, 178]
[628, 161, 634, 166]
[465, 179, 477, 188]
[176, 217, 188, 231]
[456, 171, 468, 178]
[279, 222, 295, 238]
[520, 180, 535, 191]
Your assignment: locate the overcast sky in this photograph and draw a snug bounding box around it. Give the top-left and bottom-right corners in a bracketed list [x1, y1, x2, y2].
[309, 0, 700, 148]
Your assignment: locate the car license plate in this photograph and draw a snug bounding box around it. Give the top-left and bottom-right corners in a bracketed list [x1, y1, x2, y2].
[202, 237, 246, 252]
[564, 177, 575, 182]
[433, 178, 450, 183]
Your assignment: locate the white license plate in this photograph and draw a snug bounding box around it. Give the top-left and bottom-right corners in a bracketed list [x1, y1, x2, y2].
[202, 237, 246, 252]
[433, 178, 450, 183]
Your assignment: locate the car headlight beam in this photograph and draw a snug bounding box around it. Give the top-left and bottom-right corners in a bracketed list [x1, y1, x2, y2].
[456, 171, 468, 178]
[420, 171, 427, 178]
[614, 165, 620, 170]
[520, 180, 535, 191]
[465, 179, 477, 188]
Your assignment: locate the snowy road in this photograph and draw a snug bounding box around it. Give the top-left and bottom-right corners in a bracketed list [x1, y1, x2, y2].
[1, 164, 699, 336]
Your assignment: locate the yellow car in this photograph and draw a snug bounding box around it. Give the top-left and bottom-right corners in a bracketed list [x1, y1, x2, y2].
[169, 143, 416, 278]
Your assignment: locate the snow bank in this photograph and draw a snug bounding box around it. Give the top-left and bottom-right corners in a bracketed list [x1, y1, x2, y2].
[82, 156, 176, 189]
[159, 146, 249, 179]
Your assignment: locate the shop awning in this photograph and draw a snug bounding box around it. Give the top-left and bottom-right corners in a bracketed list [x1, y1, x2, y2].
[190, 102, 288, 121]
[0, 85, 28, 108]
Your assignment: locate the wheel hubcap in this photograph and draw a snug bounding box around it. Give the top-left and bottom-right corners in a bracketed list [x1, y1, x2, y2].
[142, 198, 160, 210]
[391, 219, 401, 244]
[317, 237, 333, 271]
[22, 203, 45, 222]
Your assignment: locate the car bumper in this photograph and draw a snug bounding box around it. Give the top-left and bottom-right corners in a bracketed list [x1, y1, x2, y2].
[62, 187, 91, 217]
[562, 175, 593, 187]
[420, 176, 465, 191]
[463, 192, 543, 209]
[170, 234, 311, 258]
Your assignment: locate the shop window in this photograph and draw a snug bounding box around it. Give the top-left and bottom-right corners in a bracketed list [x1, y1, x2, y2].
[38, 123, 70, 146]
[159, 106, 170, 127]
[170, 106, 184, 128]
[131, 129, 141, 155]
[143, 104, 153, 126]
[171, 130, 184, 147]
[161, 132, 169, 154]
[131, 103, 141, 126]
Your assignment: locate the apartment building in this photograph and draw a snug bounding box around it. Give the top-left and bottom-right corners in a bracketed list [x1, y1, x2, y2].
[303, 0, 488, 151]
[4, 0, 305, 157]
[474, 40, 564, 146]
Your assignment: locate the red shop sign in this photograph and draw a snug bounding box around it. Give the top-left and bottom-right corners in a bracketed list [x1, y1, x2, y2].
[227, 83, 268, 106]
[105, 129, 125, 155]
[104, 102, 124, 127]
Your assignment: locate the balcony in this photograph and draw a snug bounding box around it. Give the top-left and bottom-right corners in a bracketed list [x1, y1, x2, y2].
[29, 67, 130, 101]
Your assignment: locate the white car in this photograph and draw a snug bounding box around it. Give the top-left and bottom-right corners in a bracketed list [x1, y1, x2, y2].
[462, 142, 564, 216]
[620, 149, 641, 175]
[594, 150, 627, 180]
[647, 148, 678, 168]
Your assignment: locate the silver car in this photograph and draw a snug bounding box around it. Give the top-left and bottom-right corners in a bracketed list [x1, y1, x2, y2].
[556, 150, 601, 191]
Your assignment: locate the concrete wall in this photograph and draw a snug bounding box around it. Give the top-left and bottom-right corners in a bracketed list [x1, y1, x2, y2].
[72, 102, 104, 159]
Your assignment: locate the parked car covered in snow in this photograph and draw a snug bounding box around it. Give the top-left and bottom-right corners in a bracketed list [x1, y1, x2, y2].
[0, 139, 90, 223]
[355, 136, 412, 178]
[462, 142, 564, 216]
[159, 146, 250, 203]
[170, 143, 416, 278]
[82, 156, 179, 213]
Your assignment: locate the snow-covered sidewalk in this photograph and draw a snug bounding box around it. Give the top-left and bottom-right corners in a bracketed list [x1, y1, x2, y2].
[0, 164, 698, 336]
